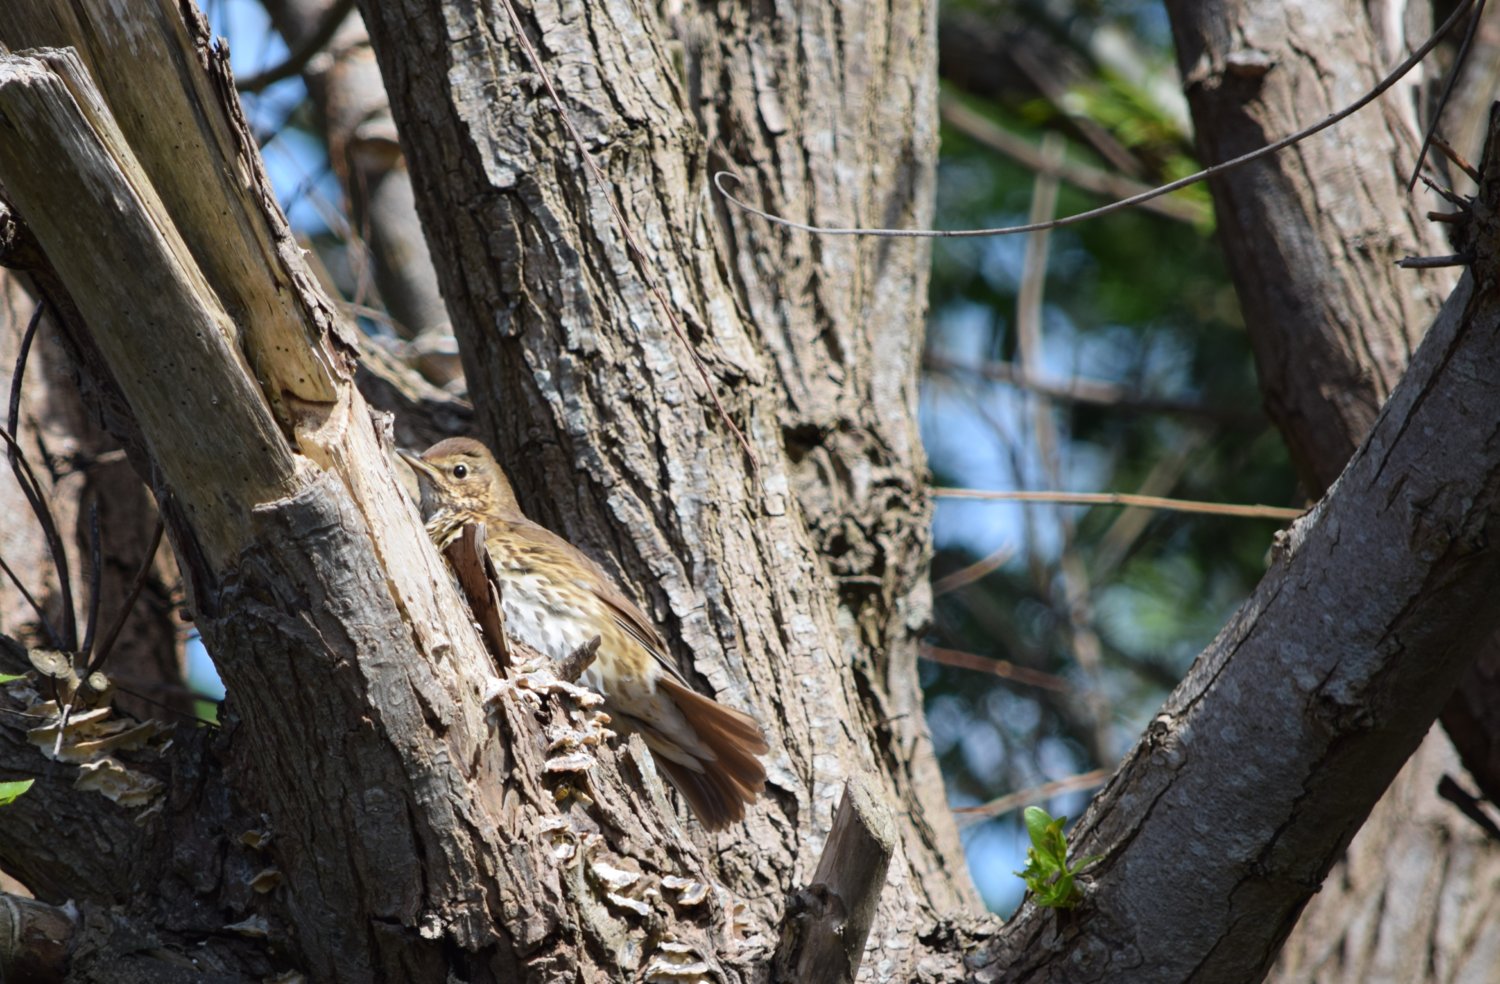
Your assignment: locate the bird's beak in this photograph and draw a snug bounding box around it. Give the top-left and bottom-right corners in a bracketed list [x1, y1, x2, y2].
[397, 447, 440, 482]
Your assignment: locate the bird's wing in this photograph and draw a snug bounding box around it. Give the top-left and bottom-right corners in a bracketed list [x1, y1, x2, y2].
[507, 518, 688, 684]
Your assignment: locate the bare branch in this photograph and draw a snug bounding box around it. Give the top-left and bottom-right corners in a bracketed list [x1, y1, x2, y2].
[0, 551, 55, 647]
[1397, 253, 1473, 269]
[920, 645, 1070, 693]
[923, 353, 1263, 427]
[237, 0, 355, 93]
[79, 501, 101, 662]
[1406, 0, 1489, 191]
[932, 541, 1015, 597]
[0, 429, 72, 649]
[938, 96, 1211, 227]
[933, 487, 1303, 521]
[953, 768, 1111, 820]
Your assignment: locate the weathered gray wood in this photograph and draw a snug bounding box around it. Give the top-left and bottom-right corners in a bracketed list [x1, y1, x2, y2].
[774, 774, 896, 984]
[0, 51, 296, 568]
[0, 0, 354, 413]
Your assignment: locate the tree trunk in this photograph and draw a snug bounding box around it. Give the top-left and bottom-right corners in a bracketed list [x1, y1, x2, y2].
[353, 0, 974, 944]
[1162, 2, 1500, 977]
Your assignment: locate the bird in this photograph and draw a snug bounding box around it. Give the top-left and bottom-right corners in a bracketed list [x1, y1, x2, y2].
[399, 437, 768, 830]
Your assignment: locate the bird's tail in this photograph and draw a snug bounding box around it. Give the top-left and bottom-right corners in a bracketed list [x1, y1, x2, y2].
[649, 679, 769, 831]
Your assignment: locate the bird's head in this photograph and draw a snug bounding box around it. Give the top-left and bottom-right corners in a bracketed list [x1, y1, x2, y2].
[398, 437, 521, 529]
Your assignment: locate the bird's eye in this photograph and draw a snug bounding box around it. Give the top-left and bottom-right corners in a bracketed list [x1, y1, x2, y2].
[453, 464, 469, 479]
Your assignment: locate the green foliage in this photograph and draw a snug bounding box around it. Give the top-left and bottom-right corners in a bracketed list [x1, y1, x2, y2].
[0, 672, 24, 683]
[1015, 806, 1101, 909]
[0, 779, 34, 806]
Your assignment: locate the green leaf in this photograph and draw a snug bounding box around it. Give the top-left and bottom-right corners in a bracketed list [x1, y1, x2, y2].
[0, 779, 34, 806]
[1023, 805, 1053, 847]
[1014, 807, 1100, 909]
[0, 672, 24, 684]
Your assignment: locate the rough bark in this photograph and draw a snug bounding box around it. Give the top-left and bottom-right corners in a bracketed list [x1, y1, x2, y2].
[354, 0, 975, 966]
[1166, 0, 1456, 494]
[1162, 2, 1500, 977]
[0, 0, 963, 978]
[0, 14, 510, 981]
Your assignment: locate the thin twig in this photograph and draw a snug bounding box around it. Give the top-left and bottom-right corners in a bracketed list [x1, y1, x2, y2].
[1431, 135, 1482, 184]
[86, 520, 164, 676]
[493, 0, 759, 477]
[933, 487, 1303, 520]
[938, 95, 1211, 226]
[52, 500, 100, 761]
[0, 551, 59, 649]
[953, 768, 1111, 818]
[1093, 430, 1208, 584]
[1015, 145, 1114, 763]
[923, 353, 1262, 427]
[714, 0, 1477, 240]
[1406, 0, 1488, 192]
[110, 682, 221, 728]
[79, 502, 102, 662]
[6, 301, 42, 441]
[919, 645, 1070, 693]
[5, 303, 72, 649]
[1008, 44, 1142, 177]
[1436, 774, 1500, 842]
[1419, 173, 1470, 209]
[932, 541, 1016, 597]
[0, 429, 75, 650]
[1397, 253, 1472, 269]
[237, 0, 356, 93]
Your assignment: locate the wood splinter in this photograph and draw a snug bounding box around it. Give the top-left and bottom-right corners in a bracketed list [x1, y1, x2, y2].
[556, 636, 600, 684]
[772, 773, 896, 984]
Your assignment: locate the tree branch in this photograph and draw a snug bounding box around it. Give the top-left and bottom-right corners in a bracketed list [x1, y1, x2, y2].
[237, 0, 355, 93]
[963, 105, 1500, 982]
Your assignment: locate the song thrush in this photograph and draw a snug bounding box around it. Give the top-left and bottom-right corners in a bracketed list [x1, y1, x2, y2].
[400, 437, 768, 830]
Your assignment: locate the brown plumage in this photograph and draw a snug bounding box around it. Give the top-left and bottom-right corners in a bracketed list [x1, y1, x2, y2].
[400, 437, 768, 830]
